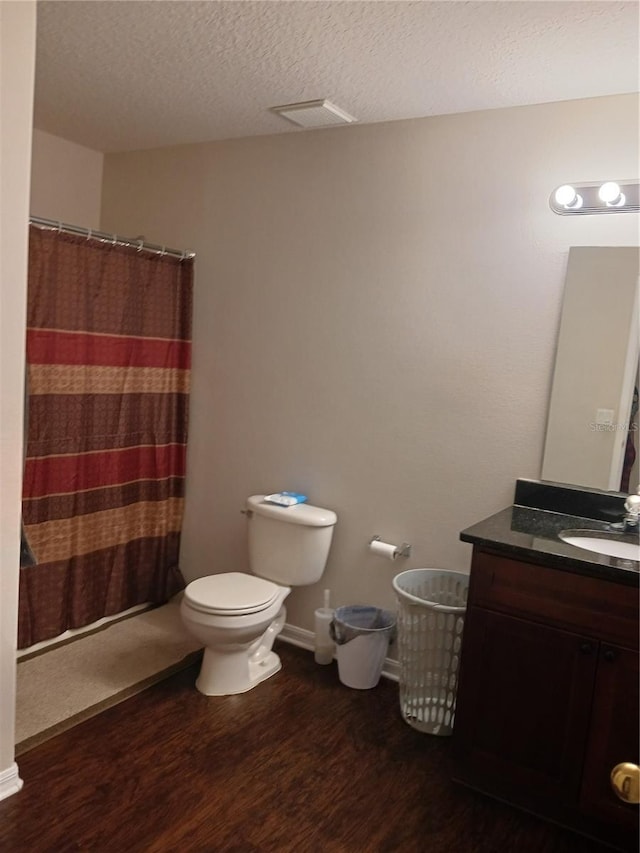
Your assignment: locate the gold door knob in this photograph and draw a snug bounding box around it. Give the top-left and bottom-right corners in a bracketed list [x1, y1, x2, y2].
[610, 763, 640, 804]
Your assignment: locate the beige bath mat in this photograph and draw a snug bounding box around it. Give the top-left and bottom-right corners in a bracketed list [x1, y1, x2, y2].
[16, 598, 202, 754]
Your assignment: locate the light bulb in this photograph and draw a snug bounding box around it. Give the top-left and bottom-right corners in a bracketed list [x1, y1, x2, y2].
[598, 182, 625, 206]
[554, 185, 577, 206]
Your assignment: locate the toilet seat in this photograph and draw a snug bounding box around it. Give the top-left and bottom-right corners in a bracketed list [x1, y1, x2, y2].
[184, 572, 281, 616]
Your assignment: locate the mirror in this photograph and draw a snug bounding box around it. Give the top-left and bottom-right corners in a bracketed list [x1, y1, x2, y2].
[541, 247, 639, 493]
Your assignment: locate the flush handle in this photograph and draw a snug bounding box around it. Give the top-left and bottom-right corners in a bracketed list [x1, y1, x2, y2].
[611, 763, 640, 804]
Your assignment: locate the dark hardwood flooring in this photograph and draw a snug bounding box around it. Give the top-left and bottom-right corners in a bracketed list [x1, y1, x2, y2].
[0, 642, 615, 853]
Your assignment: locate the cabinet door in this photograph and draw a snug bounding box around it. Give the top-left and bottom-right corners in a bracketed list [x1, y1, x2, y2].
[454, 607, 598, 804]
[580, 645, 639, 833]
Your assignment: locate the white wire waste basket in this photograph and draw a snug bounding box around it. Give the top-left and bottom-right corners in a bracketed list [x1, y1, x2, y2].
[392, 569, 469, 736]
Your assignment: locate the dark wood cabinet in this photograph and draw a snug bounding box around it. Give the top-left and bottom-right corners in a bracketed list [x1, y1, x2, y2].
[580, 644, 639, 833]
[453, 548, 639, 851]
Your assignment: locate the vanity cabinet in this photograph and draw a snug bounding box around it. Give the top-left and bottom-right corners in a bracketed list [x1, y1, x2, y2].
[580, 644, 639, 828]
[453, 548, 639, 851]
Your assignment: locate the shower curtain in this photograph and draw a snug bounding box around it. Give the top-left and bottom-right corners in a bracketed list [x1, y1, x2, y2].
[18, 226, 193, 649]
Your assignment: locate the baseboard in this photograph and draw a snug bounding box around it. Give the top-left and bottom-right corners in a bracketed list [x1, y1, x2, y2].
[279, 622, 399, 683]
[0, 762, 23, 801]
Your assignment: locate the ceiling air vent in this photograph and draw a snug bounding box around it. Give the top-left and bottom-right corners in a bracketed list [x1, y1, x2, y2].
[270, 99, 357, 128]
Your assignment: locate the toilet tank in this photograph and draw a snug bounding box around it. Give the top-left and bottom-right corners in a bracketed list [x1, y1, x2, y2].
[246, 495, 337, 586]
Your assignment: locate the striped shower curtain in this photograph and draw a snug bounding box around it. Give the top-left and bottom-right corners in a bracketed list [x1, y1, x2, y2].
[19, 226, 193, 649]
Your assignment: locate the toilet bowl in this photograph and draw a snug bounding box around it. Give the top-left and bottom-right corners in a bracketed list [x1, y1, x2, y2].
[181, 572, 291, 695]
[181, 495, 337, 696]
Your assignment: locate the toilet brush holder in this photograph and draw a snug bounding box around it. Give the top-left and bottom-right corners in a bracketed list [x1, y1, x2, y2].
[314, 607, 335, 665]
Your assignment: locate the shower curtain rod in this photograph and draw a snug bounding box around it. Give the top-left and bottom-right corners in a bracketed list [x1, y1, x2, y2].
[29, 216, 196, 260]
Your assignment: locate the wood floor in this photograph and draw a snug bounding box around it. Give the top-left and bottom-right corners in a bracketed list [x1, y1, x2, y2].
[0, 642, 615, 853]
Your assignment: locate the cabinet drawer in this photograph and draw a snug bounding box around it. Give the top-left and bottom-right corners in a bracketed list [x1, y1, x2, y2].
[470, 550, 638, 649]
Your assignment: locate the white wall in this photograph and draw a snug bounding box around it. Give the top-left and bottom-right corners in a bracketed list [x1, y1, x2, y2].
[30, 129, 103, 227]
[100, 94, 638, 637]
[0, 0, 36, 799]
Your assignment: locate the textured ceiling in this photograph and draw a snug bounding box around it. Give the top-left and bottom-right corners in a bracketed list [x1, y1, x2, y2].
[34, 0, 639, 153]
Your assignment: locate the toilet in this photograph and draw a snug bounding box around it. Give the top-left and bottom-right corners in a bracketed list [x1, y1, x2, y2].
[180, 494, 337, 696]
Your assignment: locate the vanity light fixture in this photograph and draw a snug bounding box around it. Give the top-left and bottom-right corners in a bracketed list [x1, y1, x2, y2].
[550, 180, 639, 215]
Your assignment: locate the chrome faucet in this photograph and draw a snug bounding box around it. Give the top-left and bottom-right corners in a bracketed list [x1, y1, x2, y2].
[621, 488, 640, 532]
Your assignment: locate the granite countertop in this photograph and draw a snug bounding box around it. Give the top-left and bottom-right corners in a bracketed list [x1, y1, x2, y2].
[460, 480, 639, 587]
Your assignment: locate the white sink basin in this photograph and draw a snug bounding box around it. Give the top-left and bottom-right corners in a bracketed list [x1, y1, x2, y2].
[559, 531, 640, 562]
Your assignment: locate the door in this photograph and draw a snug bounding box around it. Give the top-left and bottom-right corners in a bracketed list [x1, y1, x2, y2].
[454, 607, 598, 804]
[580, 644, 639, 833]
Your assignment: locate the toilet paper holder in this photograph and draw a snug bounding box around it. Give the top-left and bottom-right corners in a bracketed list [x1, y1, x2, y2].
[370, 535, 412, 559]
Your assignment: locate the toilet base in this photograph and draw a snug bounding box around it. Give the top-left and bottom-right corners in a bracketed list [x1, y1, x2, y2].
[195, 648, 282, 696]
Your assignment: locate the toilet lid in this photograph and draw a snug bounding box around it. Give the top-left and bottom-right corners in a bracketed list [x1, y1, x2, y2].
[184, 572, 281, 615]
